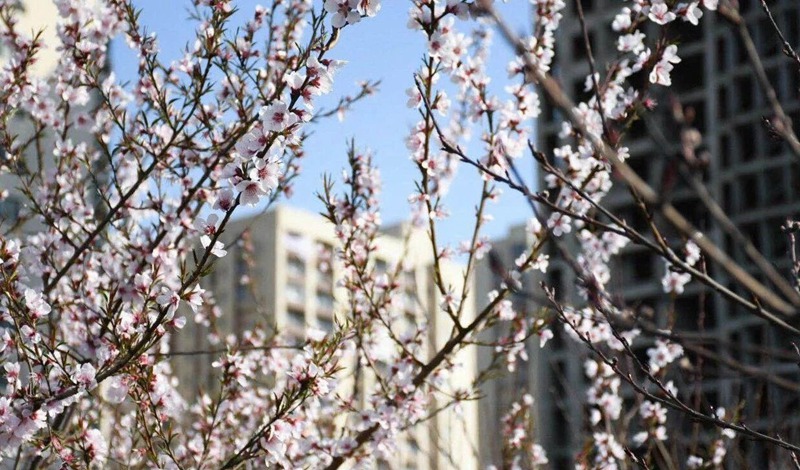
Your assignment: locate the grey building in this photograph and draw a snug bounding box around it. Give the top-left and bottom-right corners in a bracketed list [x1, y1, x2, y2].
[479, 0, 800, 467]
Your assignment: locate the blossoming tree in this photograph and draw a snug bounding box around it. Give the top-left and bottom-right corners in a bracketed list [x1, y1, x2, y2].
[0, 0, 799, 468]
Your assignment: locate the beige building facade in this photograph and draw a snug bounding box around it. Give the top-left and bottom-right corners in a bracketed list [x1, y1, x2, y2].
[0, 0, 62, 227]
[173, 205, 480, 470]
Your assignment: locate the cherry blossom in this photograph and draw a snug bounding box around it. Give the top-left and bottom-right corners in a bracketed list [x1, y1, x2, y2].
[0, 0, 789, 467]
[324, 0, 361, 29]
[650, 44, 682, 86]
[648, 2, 677, 25]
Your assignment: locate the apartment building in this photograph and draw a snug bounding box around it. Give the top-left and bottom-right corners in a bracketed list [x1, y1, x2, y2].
[478, 0, 800, 467]
[172, 205, 480, 470]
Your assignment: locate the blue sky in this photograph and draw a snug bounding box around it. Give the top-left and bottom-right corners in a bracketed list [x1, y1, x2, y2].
[111, 1, 536, 247]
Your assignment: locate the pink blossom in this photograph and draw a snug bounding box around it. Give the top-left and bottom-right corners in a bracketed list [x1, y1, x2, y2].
[73, 363, 98, 391]
[649, 2, 677, 25]
[261, 101, 298, 133]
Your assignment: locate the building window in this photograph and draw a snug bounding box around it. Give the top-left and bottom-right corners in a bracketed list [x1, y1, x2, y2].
[738, 0, 754, 14]
[571, 31, 595, 61]
[288, 248, 306, 276]
[316, 242, 334, 292]
[287, 283, 305, 307]
[316, 242, 333, 270]
[764, 168, 787, 205]
[550, 360, 569, 442]
[736, 76, 754, 111]
[402, 269, 417, 315]
[741, 222, 762, 253]
[716, 35, 729, 71]
[316, 291, 335, 314]
[235, 246, 252, 301]
[672, 54, 704, 93]
[768, 216, 789, 258]
[722, 182, 735, 214]
[628, 157, 649, 184]
[572, 77, 588, 103]
[287, 307, 305, 329]
[720, 132, 733, 166]
[737, 123, 757, 161]
[284, 231, 310, 258]
[717, 86, 728, 119]
[758, 17, 780, 57]
[375, 259, 388, 276]
[739, 174, 759, 210]
[317, 315, 334, 333]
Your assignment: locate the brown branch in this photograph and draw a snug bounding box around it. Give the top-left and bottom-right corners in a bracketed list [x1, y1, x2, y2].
[642, 114, 800, 307]
[757, 0, 800, 73]
[718, 1, 800, 159]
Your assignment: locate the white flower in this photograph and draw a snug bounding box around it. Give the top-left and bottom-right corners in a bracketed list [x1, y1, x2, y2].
[405, 86, 422, 108]
[24, 289, 51, 320]
[662, 269, 691, 294]
[548, 213, 572, 237]
[250, 158, 282, 192]
[213, 188, 235, 211]
[103, 376, 128, 404]
[185, 284, 205, 313]
[530, 254, 550, 273]
[324, 0, 361, 28]
[261, 101, 298, 132]
[194, 214, 219, 237]
[650, 44, 681, 86]
[539, 329, 553, 348]
[681, 2, 703, 25]
[618, 31, 646, 54]
[649, 3, 676, 25]
[357, 0, 381, 17]
[157, 290, 181, 319]
[74, 363, 98, 391]
[647, 339, 684, 373]
[236, 180, 267, 206]
[685, 240, 701, 265]
[84, 428, 108, 463]
[209, 240, 227, 257]
[612, 7, 632, 31]
[531, 444, 548, 465]
[687, 456, 704, 469]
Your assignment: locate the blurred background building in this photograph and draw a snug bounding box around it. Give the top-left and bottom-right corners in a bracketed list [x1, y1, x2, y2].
[478, 0, 800, 467]
[0, 0, 104, 234]
[173, 205, 480, 470]
[0, 0, 62, 229]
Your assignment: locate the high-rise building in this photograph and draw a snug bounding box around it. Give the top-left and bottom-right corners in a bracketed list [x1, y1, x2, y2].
[478, 0, 800, 467]
[475, 224, 537, 466]
[172, 205, 480, 470]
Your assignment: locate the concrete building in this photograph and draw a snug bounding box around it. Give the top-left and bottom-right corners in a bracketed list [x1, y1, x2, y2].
[475, 225, 538, 466]
[478, 0, 800, 467]
[173, 205, 480, 470]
